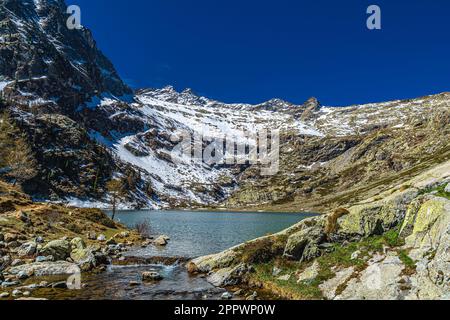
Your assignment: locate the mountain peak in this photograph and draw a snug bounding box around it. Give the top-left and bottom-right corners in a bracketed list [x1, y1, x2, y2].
[304, 97, 321, 110]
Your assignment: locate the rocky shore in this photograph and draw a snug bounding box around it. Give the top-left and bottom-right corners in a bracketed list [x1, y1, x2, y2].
[188, 161, 450, 300]
[0, 181, 165, 300]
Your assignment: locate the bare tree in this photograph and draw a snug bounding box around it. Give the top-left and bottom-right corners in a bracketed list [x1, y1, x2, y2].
[106, 179, 124, 221]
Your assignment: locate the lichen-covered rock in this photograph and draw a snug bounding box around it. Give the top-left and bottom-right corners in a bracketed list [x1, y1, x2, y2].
[70, 248, 96, 271]
[17, 242, 37, 257]
[338, 189, 418, 238]
[40, 240, 70, 261]
[283, 226, 325, 262]
[206, 264, 253, 287]
[399, 197, 426, 237]
[405, 197, 449, 248]
[190, 249, 239, 274]
[70, 238, 86, 251]
[297, 261, 320, 283]
[403, 197, 450, 299]
[335, 197, 450, 300]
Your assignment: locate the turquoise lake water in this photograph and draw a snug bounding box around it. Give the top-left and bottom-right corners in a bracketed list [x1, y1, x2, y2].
[112, 210, 314, 258]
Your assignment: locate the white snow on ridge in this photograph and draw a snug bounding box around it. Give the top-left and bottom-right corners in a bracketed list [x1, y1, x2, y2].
[136, 94, 324, 138]
[0, 80, 12, 92]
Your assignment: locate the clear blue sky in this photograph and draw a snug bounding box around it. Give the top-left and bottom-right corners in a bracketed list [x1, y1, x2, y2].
[73, 0, 450, 106]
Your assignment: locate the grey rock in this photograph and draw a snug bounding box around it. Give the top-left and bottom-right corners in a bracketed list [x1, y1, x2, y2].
[207, 264, 253, 287]
[87, 232, 97, 240]
[284, 226, 325, 262]
[17, 242, 37, 257]
[142, 271, 163, 281]
[35, 236, 44, 244]
[70, 238, 86, 251]
[1, 281, 20, 288]
[12, 289, 22, 297]
[8, 261, 79, 277]
[17, 271, 30, 280]
[221, 292, 233, 300]
[153, 236, 168, 246]
[297, 261, 320, 283]
[70, 248, 97, 271]
[277, 274, 291, 281]
[35, 256, 54, 263]
[272, 267, 282, 276]
[11, 259, 25, 267]
[40, 239, 70, 261]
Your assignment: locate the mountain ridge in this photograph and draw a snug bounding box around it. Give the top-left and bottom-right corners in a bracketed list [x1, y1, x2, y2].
[0, 0, 449, 212]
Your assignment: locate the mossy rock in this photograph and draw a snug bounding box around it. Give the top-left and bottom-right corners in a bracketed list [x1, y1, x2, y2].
[405, 197, 450, 249]
[338, 190, 418, 238]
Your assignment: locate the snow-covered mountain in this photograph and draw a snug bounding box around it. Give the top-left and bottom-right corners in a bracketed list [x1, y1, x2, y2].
[0, 0, 449, 211]
[86, 85, 450, 210]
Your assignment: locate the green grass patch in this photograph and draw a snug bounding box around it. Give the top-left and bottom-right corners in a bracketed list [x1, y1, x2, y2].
[252, 262, 324, 300]
[398, 250, 417, 276]
[419, 184, 450, 200]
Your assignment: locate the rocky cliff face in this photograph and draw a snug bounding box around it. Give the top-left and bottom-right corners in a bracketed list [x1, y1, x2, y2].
[0, 0, 130, 111]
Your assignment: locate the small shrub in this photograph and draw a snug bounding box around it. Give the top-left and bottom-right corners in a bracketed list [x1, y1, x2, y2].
[66, 222, 83, 234]
[383, 228, 405, 247]
[46, 211, 62, 226]
[134, 220, 151, 238]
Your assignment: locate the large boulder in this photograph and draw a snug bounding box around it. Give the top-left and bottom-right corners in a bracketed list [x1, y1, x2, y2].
[405, 197, 450, 247]
[70, 248, 96, 271]
[17, 242, 37, 257]
[70, 238, 86, 251]
[189, 250, 239, 274]
[8, 261, 79, 277]
[40, 240, 70, 261]
[337, 190, 418, 238]
[206, 264, 253, 287]
[283, 218, 326, 262]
